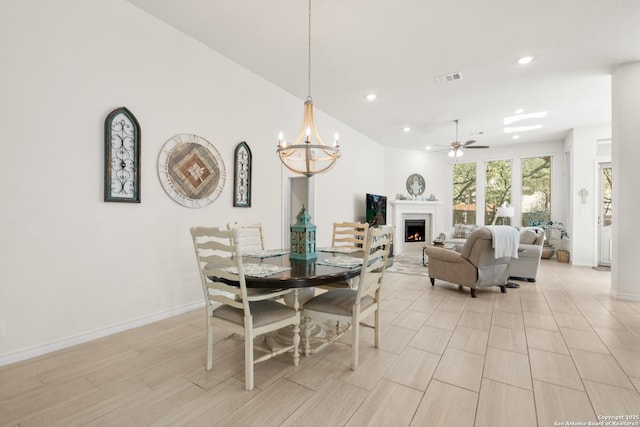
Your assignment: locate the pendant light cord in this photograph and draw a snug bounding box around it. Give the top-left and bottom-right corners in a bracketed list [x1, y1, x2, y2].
[307, 0, 312, 99]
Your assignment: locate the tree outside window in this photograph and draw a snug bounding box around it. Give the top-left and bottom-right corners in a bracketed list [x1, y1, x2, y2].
[521, 156, 551, 226]
[452, 162, 476, 225]
[485, 160, 512, 225]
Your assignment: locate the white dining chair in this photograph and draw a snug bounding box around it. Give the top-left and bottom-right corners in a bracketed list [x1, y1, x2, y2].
[227, 222, 264, 255]
[302, 225, 393, 370]
[190, 226, 300, 390]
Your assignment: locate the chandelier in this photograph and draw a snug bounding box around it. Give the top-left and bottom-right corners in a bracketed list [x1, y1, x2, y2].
[276, 0, 340, 177]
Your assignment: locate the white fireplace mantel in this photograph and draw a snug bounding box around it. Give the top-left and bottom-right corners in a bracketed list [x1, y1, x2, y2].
[390, 200, 443, 254]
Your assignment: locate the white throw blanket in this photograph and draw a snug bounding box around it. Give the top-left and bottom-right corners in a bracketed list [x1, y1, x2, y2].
[484, 226, 520, 259]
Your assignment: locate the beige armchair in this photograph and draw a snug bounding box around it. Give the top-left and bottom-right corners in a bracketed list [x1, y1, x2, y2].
[424, 227, 510, 298]
[508, 226, 545, 282]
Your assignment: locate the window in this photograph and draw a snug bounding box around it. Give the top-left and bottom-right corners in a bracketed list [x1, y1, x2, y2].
[485, 160, 512, 225]
[452, 162, 476, 224]
[521, 156, 551, 226]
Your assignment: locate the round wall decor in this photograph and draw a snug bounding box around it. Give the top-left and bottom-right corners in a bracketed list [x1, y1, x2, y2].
[158, 134, 226, 208]
[406, 173, 425, 196]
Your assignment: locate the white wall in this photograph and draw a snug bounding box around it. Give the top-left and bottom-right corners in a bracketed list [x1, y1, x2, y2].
[612, 62, 640, 300]
[0, 0, 384, 363]
[564, 125, 612, 266]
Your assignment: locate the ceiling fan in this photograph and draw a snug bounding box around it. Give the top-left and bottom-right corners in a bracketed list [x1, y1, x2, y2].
[445, 119, 490, 158]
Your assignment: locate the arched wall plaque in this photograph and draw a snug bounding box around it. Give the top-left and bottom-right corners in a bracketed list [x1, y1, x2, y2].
[104, 107, 141, 202]
[158, 134, 226, 208]
[233, 141, 252, 207]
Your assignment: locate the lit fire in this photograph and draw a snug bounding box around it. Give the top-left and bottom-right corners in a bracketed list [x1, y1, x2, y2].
[407, 232, 423, 241]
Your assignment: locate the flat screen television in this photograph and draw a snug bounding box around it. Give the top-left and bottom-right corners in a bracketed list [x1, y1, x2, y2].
[366, 193, 387, 226]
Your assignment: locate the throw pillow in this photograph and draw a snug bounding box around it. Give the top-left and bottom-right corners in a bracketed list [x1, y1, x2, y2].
[520, 230, 538, 245]
[454, 224, 477, 239]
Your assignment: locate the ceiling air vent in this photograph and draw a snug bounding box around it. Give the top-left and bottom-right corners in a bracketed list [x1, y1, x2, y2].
[435, 72, 463, 85]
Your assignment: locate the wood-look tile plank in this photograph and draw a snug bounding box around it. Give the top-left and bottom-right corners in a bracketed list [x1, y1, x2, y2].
[458, 310, 492, 331]
[433, 348, 484, 392]
[378, 325, 417, 354]
[410, 380, 477, 427]
[17, 377, 151, 427]
[391, 310, 430, 330]
[281, 378, 368, 427]
[571, 349, 635, 389]
[488, 325, 527, 353]
[583, 380, 640, 415]
[529, 348, 584, 391]
[345, 379, 423, 427]
[475, 378, 536, 427]
[383, 347, 439, 391]
[561, 327, 610, 354]
[215, 378, 314, 427]
[408, 325, 452, 355]
[553, 312, 593, 330]
[608, 347, 640, 378]
[594, 326, 640, 351]
[491, 311, 524, 331]
[341, 349, 397, 391]
[0, 377, 97, 425]
[82, 378, 205, 427]
[448, 326, 489, 355]
[525, 327, 569, 355]
[483, 347, 532, 390]
[533, 380, 596, 427]
[424, 310, 461, 330]
[523, 311, 559, 331]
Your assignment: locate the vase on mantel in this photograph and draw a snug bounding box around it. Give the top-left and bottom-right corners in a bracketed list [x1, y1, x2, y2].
[541, 245, 555, 260]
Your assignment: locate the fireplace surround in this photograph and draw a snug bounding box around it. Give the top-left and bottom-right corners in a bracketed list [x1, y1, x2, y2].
[391, 200, 442, 254]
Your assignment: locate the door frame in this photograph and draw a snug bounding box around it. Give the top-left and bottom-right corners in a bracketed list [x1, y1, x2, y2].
[281, 172, 315, 249]
[597, 162, 612, 266]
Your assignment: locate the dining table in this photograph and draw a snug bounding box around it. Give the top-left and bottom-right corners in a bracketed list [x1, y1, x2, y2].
[209, 248, 364, 353]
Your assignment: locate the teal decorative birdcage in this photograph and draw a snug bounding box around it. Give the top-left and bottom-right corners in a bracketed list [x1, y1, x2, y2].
[290, 205, 317, 260]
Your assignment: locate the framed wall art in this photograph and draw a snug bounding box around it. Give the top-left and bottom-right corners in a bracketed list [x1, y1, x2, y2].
[233, 141, 252, 207]
[158, 134, 226, 208]
[104, 107, 141, 202]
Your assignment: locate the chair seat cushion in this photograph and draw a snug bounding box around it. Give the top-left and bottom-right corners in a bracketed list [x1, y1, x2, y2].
[304, 289, 374, 317]
[213, 300, 296, 328]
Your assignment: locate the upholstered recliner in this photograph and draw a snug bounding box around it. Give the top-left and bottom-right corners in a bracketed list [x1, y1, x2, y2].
[425, 227, 511, 298]
[508, 226, 545, 282]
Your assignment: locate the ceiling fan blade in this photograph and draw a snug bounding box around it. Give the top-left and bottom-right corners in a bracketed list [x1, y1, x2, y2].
[466, 145, 490, 149]
[462, 139, 476, 147]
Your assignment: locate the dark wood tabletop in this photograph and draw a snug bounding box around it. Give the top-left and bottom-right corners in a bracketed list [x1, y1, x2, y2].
[209, 250, 363, 289]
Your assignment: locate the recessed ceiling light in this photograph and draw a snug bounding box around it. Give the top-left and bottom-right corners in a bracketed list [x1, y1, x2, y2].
[504, 125, 542, 133]
[514, 108, 524, 114]
[518, 56, 533, 65]
[512, 135, 520, 140]
[365, 93, 377, 101]
[425, 146, 432, 151]
[402, 127, 411, 133]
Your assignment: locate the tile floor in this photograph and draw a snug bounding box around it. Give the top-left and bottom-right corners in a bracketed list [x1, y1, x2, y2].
[1, 260, 640, 426]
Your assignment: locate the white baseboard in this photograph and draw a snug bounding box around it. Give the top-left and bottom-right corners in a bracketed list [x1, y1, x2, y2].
[0, 301, 204, 367]
[610, 289, 640, 302]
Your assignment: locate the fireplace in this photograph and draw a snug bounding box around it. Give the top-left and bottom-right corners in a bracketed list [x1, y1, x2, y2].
[404, 219, 426, 242]
[391, 200, 442, 255]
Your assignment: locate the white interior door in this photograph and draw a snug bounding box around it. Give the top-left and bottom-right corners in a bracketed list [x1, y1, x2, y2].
[598, 163, 612, 266]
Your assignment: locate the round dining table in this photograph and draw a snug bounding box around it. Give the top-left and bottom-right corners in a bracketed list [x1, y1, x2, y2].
[212, 250, 364, 353]
[224, 250, 363, 289]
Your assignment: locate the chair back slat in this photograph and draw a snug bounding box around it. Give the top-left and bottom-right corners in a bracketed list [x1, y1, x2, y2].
[356, 226, 393, 300]
[227, 222, 264, 255]
[331, 222, 369, 248]
[191, 226, 250, 312]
